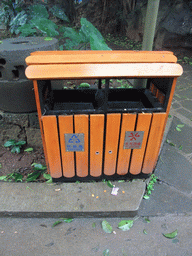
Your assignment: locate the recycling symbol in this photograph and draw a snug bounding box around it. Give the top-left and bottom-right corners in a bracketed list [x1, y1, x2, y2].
[68, 134, 81, 143]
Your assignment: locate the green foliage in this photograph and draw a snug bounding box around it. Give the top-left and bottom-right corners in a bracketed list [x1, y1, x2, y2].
[31, 18, 59, 37]
[0, 172, 23, 182]
[118, 220, 134, 231]
[143, 174, 158, 199]
[26, 163, 46, 182]
[163, 229, 178, 239]
[4, 139, 26, 154]
[101, 220, 113, 233]
[49, 5, 69, 22]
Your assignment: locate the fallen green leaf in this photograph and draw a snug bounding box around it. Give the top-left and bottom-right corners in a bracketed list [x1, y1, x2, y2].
[0, 41, 3, 44]
[0, 175, 7, 180]
[107, 180, 114, 188]
[78, 83, 90, 88]
[177, 124, 184, 128]
[163, 229, 178, 239]
[143, 195, 150, 199]
[144, 217, 150, 223]
[26, 171, 41, 182]
[92, 222, 96, 228]
[103, 249, 110, 256]
[178, 145, 183, 150]
[60, 218, 73, 223]
[24, 148, 33, 152]
[176, 127, 181, 132]
[118, 180, 125, 182]
[52, 220, 63, 227]
[143, 229, 147, 234]
[44, 37, 53, 41]
[118, 220, 133, 231]
[101, 220, 113, 233]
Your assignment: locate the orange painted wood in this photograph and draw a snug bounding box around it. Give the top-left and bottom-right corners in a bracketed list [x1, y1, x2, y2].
[41, 116, 62, 178]
[142, 113, 166, 174]
[104, 113, 121, 176]
[58, 116, 75, 178]
[90, 114, 105, 177]
[26, 52, 177, 65]
[129, 113, 152, 175]
[33, 80, 49, 172]
[25, 63, 183, 80]
[74, 115, 89, 177]
[116, 113, 137, 175]
[30, 50, 174, 56]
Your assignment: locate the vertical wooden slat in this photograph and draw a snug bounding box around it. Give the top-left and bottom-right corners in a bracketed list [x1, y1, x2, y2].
[116, 113, 137, 175]
[142, 113, 166, 174]
[41, 116, 62, 178]
[58, 115, 75, 178]
[129, 113, 152, 175]
[90, 114, 105, 177]
[74, 115, 89, 177]
[104, 113, 121, 176]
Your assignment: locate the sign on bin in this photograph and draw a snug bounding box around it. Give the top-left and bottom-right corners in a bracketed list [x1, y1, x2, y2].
[124, 131, 144, 149]
[65, 133, 85, 152]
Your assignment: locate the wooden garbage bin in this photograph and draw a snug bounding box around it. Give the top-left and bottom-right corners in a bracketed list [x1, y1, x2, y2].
[25, 51, 183, 181]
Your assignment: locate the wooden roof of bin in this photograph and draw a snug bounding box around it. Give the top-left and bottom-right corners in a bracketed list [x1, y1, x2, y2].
[25, 51, 183, 80]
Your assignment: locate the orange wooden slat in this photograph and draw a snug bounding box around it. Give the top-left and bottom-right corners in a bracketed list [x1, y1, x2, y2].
[104, 113, 121, 176]
[90, 114, 104, 177]
[58, 116, 75, 178]
[25, 63, 183, 80]
[142, 113, 166, 174]
[116, 113, 137, 175]
[129, 113, 152, 175]
[30, 50, 174, 56]
[26, 52, 177, 65]
[41, 116, 62, 178]
[74, 115, 89, 177]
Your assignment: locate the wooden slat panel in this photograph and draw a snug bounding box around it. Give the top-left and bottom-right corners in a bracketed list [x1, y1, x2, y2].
[26, 52, 177, 65]
[74, 115, 89, 177]
[30, 50, 174, 56]
[41, 116, 62, 178]
[58, 116, 75, 178]
[129, 113, 152, 175]
[142, 113, 166, 174]
[90, 114, 104, 177]
[116, 114, 137, 175]
[104, 113, 121, 176]
[25, 63, 183, 80]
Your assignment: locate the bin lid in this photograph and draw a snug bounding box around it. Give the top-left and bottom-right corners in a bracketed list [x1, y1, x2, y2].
[25, 51, 183, 80]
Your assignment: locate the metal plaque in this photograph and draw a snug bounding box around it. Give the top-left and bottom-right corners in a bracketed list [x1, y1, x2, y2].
[124, 131, 144, 149]
[65, 133, 84, 152]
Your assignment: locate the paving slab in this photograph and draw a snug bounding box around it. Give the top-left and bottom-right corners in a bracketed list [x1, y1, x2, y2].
[0, 180, 145, 218]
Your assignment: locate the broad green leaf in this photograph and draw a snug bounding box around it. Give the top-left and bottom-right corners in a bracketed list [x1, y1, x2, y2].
[4, 140, 16, 147]
[103, 249, 110, 256]
[0, 176, 7, 180]
[44, 37, 53, 41]
[15, 141, 26, 146]
[52, 220, 63, 227]
[163, 229, 178, 239]
[101, 220, 113, 233]
[143, 195, 150, 199]
[143, 229, 147, 234]
[24, 148, 33, 152]
[43, 173, 52, 180]
[118, 220, 133, 231]
[26, 171, 41, 182]
[13, 173, 23, 182]
[31, 163, 46, 171]
[78, 83, 90, 88]
[80, 18, 104, 41]
[31, 18, 59, 37]
[29, 4, 49, 20]
[107, 180, 114, 188]
[90, 34, 111, 50]
[11, 146, 20, 154]
[10, 11, 28, 34]
[17, 24, 36, 37]
[50, 5, 69, 22]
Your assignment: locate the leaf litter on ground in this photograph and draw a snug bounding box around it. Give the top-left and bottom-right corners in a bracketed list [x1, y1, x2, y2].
[101, 220, 113, 234]
[163, 229, 178, 239]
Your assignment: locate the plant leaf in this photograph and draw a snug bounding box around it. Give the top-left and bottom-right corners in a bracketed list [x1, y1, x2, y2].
[4, 140, 16, 147]
[143, 229, 147, 234]
[101, 220, 113, 233]
[60, 218, 73, 223]
[107, 180, 114, 188]
[163, 229, 178, 239]
[13, 173, 23, 182]
[31, 163, 46, 171]
[31, 18, 59, 37]
[144, 217, 150, 223]
[52, 220, 63, 227]
[177, 124, 184, 128]
[92, 222, 96, 228]
[50, 5, 69, 22]
[118, 220, 133, 231]
[15, 141, 26, 146]
[90, 33, 111, 50]
[0, 176, 7, 180]
[143, 195, 150, 199]
[26, 171, 41, 182]
[176, 127, 181, 132]
[103, 249, 110, 256]
[44, 37, 53, 41]
[78, 83, 90, 88]
[17, 24, 36, 37]
[24, 148, 33, 152]
[29, 4, 49, 20]
[11, 146, 20, 154]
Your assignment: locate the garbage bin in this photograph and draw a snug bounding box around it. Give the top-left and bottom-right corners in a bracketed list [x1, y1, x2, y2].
[25, 50, 183, 181]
